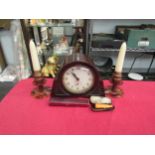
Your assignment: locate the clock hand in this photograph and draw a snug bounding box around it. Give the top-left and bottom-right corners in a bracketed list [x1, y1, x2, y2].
[71, 72, 79, 81]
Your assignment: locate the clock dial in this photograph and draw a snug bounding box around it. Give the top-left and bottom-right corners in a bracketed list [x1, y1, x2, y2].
[62, 65, 95, 94]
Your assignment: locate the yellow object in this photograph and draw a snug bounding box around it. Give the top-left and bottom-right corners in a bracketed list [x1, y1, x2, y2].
[30, 19, 37, 25]
[48, 56, 57, 64]
[41, 55, 59, 78]
[41, 66, 49, 77]
[95, 103, 113, 109]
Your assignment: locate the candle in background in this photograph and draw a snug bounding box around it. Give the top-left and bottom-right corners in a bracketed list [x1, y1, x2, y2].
[29, 39, 41, 72]
[115, 42, 127, 73]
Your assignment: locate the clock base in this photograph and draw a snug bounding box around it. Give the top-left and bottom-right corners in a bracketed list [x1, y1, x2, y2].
[50, 96, 90, 107]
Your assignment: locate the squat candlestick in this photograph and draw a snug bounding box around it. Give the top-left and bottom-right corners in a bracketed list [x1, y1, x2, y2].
[105, 71, 123, 97]
[31, 71, 50, 99]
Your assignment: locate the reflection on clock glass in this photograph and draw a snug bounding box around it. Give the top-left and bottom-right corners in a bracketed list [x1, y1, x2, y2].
[62, 65, 94, 94]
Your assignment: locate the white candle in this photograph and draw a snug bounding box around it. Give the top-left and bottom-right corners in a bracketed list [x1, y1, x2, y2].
[115, 42, 127, 73]
[29, 39, 41, 71]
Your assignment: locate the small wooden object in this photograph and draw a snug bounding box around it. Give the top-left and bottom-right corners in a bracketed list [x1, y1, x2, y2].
[31, 71, 50, 99]
[105, 71, 123, 97]
[89, 96, 115, 111]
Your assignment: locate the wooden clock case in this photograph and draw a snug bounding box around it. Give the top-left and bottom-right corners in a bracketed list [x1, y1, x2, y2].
[50, 53, 105, 106]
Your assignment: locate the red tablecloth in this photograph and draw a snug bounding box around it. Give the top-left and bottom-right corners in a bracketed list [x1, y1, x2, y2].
[0, 78, 155, 135]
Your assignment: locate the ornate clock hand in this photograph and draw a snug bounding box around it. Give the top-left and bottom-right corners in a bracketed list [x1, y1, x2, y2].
[71, 72, 79, 81]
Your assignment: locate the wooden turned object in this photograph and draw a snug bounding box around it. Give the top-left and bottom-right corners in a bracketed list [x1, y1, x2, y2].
[105, 71, 123, 97]
[31, 71, 50, 99]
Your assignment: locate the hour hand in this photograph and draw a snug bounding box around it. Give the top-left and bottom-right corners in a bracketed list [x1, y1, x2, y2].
[71, 72, 79, 81]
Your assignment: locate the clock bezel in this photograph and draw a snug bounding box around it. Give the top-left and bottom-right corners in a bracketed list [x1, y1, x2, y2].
[60, 62, 98, 95]
[51, 53, 105, 98]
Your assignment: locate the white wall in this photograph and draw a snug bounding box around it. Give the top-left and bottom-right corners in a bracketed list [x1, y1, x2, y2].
[0, 30, 17, 65]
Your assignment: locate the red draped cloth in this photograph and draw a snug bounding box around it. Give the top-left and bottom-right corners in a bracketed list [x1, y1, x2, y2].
[0, 78, 155, 135]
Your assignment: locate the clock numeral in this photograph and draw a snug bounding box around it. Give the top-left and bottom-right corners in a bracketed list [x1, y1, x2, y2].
[65, 77, 68, 81]
[88, 78, 92, 81]
[76, 66, 81, 70]
[86, 82, 90, 86]
[66, 82, 70, 85]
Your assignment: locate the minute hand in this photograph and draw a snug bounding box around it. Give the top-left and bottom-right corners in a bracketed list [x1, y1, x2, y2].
[71, 72, 79, 81]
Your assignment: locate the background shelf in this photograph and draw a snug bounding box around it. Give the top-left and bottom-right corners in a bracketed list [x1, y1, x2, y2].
[91, 47, 155, 53]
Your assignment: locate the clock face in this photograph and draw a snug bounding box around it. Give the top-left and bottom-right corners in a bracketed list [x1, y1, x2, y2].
[62, 65, 95, 94]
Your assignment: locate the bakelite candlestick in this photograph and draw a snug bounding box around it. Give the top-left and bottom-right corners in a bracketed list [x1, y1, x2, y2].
[31, 71, 50, 99]
[105, 71, 123, 97]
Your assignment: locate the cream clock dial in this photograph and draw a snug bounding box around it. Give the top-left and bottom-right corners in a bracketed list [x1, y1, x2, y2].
[62, 65, 95, 94]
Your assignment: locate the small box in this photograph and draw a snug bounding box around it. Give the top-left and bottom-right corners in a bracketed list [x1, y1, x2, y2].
[125, 29, 155, 49]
